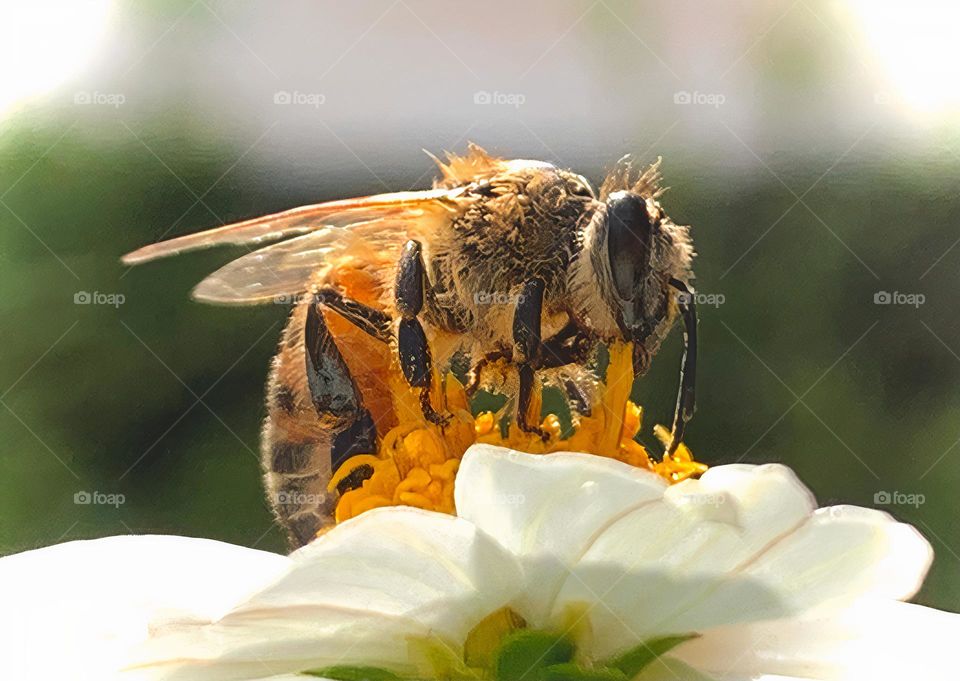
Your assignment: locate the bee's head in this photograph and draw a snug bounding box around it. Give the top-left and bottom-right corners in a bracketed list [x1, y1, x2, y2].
[571, 179, 693, 372]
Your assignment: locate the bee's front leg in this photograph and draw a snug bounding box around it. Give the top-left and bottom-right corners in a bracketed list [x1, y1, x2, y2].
[395, 240, 449, 426]
[513, 278, 551, 440]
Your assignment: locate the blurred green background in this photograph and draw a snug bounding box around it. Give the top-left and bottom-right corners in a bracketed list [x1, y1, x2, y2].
[1, 0, 958, 612]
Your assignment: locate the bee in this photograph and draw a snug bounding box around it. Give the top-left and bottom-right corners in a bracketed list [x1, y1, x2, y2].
[122, 144, 697, 547]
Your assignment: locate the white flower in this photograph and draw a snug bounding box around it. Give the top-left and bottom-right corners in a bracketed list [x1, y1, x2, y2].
[1, 444, 956, 680]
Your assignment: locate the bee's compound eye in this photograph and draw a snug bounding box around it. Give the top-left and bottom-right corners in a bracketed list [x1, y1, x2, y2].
[605, 191, 652, 301]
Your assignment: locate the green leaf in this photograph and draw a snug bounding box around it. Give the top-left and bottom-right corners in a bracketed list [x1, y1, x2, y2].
[463, 606, 528, 669]
[302, 665, 405, 680]
[408, 636, 483, 680]
[493, 630, 576, 681]
[604, 634, 699, 678]
[541, 662, 628, 681]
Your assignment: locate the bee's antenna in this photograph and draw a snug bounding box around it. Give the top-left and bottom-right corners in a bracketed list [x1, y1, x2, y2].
[666, 278, 697, 457]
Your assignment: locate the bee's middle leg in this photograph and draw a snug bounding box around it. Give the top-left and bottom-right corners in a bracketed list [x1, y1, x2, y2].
[395, 240, 449, 426]
[513, 278, 551, 440]
[313, 287, 392, 342]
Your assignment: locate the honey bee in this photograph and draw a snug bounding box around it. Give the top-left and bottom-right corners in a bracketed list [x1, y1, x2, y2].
[123, 144, 697, 547]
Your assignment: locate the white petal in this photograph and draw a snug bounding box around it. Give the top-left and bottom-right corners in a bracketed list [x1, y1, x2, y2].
[134, 507, 524, 680]
[455, 444, 667, 620]
[677, 599, 960, 681]
[742, 505, 932, 610]
[632, 656, 719, 680]
[552, 465, 931, 659]
[0, 535, 289, 681]
[552, 463, 816, 657]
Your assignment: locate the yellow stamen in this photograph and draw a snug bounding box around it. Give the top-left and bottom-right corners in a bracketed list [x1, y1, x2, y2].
[328, 342, 707, 525]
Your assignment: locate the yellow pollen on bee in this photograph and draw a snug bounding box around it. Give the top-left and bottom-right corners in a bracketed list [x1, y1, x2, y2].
[328, 342, 707, 525]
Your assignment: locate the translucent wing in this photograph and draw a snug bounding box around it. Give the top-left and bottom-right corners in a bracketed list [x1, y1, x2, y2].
[121, 188, 460, 265]
[122, 187, 468, 305]
[191, 217, 416, 305]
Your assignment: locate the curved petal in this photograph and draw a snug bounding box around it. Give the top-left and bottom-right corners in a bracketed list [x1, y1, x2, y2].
[133, 507, 524, 680]
[677, 599, 960, 681]
[0, 535, 289, 681]
[741, 505, 932, 611]
[455, 445, 667, 620]
[550, 464, 929, 658]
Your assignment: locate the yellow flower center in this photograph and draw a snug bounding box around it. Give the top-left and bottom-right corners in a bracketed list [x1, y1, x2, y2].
[328, 342, 707, 524]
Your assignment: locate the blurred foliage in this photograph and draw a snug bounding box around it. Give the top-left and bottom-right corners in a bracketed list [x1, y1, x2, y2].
[1, 107, 960, 614]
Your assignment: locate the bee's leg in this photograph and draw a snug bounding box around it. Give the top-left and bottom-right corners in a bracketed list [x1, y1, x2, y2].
[395, 240, 449, 426]
[667, 278, 698, 455]
[304, 303, 379, 469]
[262, 302, 378, 549]
[513, 278, 551, 440]
[532, 320, 596, 415]
[563, 378, 592, 416]
[537, 321, 594, 368]
[314, 287, 392, 342]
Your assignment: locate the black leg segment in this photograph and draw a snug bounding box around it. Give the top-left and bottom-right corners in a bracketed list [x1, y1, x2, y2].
[512, 278, 545, 363]
[395, 240, 448, 425]
[563, 378, 591, 416]
[397, 318, 431, 388]
[395, 241, 426, 318]
[512, 278, 549, 439]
